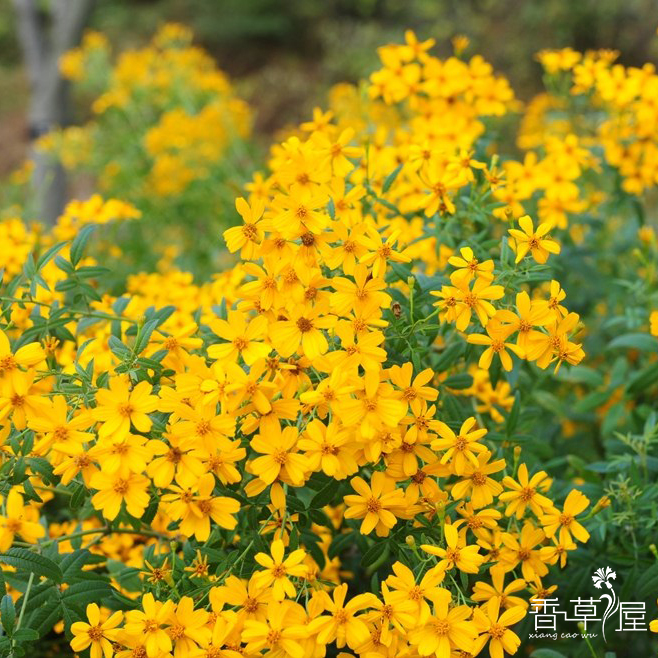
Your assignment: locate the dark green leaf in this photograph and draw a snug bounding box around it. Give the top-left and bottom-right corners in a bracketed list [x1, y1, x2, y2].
[0, 549, 63, 583]
[1, 594, 15, 634]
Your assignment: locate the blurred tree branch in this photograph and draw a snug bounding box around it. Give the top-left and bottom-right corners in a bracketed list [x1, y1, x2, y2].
[12, 0, 95, 224]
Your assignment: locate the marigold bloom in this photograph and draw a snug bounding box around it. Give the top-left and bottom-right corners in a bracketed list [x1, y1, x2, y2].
[499, 523, 548, 581]
[252, 539, 308, 600]
[430, 416, 488, 475]
[407, 587, 479, 657]
[0, 490, 45, 550]
[306, 583, 378, 649]
[472, 596, 526, 658]
[90, 471, 151, 520]
[508, 214, 561, 264]
[385, 560, 446, 618]
[70, 603, 123, 658]
[540, 489, 590, 544]
[124, 593, 175, 658]
[448, 246, 494, 287]
[467, 325, 524, 371]
[208, 310, 271, 365]
[421, 523, 484, 574]
[499, 463, 553, 519]
[223, 196, 265, 259]
[0, 329, 45, 384]
[344, 471, 406, 536]
[93, 377, 158, 439]
[166, 596, 211, 655]
[250, 424, 308, 486]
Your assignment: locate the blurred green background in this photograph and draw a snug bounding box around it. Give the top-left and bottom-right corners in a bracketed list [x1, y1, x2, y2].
[1, 0, 658, 177]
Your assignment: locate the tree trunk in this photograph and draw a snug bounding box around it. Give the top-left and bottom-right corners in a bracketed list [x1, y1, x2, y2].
[12, 0, 95, 224]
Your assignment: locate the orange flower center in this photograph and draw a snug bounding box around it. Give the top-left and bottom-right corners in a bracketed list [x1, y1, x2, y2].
[432, 619, 450, 636]
[489, 623, 507, 639]
[242, 223, 258, 239]
[471, 472, 487, 486]
[559, 513, 573, 527]
[113, 479, 129, 495]
[117, 403, 133, 417]
[296, 317, 313, 333]
[366, 498, 382, 513]
[520, 487, 535, 502]
[87, 625, 104, 642]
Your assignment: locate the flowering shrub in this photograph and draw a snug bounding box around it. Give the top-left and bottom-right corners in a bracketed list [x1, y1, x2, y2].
[0, 28, 657, 658]
[36, 24, 255, 277]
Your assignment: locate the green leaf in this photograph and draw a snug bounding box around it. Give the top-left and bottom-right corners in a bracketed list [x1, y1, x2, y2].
[36, 241, 67, 271]
[443, 373, 473, 390]
[61, 580, 111, 605]
[133, 318, 160, 356]
[382, 164, 403, 194]
[506, 391, 521, 435]
[13, 628, 39, 642]
[360, 540, 389, 568]
[607, 332, 658, 352]
[70, 225, 96, 266]
[1, 594, 15, 635]
[328, 531, 355, 560]
[309, 481, 338, 509]
[0, 549, 63, 583]
[530, 651, 568, 658]
[627, 362, 658, 394]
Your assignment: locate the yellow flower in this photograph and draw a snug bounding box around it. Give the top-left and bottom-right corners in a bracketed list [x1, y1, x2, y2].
[242, 600, 308, 658]
[166, 596, 211, 656]
[90, 471, 151, 520]
[252, 539, 308, 600]
[344, 471, 406, 536]
[212, 574, 271, 623]
[298, 419, 358, 479]
[208, 310, 271, 365]
[448, 246, 494, 287]
[306, 583, 377, 650]
[223, 196, 265, 259]
[385, 560, 446, 618]
[124, 593, 175, 658]
[508, 215, 561, 264]
[430, 416, 489, 475]
[471, 570, 528, 610]
[472, 596, 526, 658]
[270, 303, 336, 360]
[407, 587, 479, 658]
[70, 603, 123, 658]
[250, 424, 308, 486]
[540, 489, 590, 544]
[499, 463, 553, 519]
[92, 377, 158, 439]
[0, 489, 45, 550]
[0, 329, 45, 385]
[499, 523, 548, 581]
[421, 523, 485, 574]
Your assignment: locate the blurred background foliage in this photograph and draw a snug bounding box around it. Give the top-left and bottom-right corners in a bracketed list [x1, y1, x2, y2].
[2, 0, 658, 170]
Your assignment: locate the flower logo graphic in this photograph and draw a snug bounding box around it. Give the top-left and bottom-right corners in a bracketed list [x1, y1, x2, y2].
[593, 566, 619, 641]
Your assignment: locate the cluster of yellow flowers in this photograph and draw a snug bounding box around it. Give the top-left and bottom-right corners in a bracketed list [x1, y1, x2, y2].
[530, 46, 658, 195]
[44, 24, 251, 200]
[0, 30, 607, 658]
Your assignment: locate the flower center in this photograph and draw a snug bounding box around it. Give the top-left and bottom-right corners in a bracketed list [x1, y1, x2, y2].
[296, 317, 313, 333]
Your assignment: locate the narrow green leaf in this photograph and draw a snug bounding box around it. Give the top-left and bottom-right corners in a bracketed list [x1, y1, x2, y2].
[0, 549, 63, 583]
[1, 594, 16, 635]
[70, 225, 96, 266]
[382, 164, 403, 194]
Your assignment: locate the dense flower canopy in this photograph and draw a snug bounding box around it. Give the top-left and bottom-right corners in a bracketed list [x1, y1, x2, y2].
[1, 23, 658, 658]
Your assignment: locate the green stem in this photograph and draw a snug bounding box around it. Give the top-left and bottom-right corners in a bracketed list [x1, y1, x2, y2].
[37, 526, 169, 548]
[15, 572, 34, 632]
